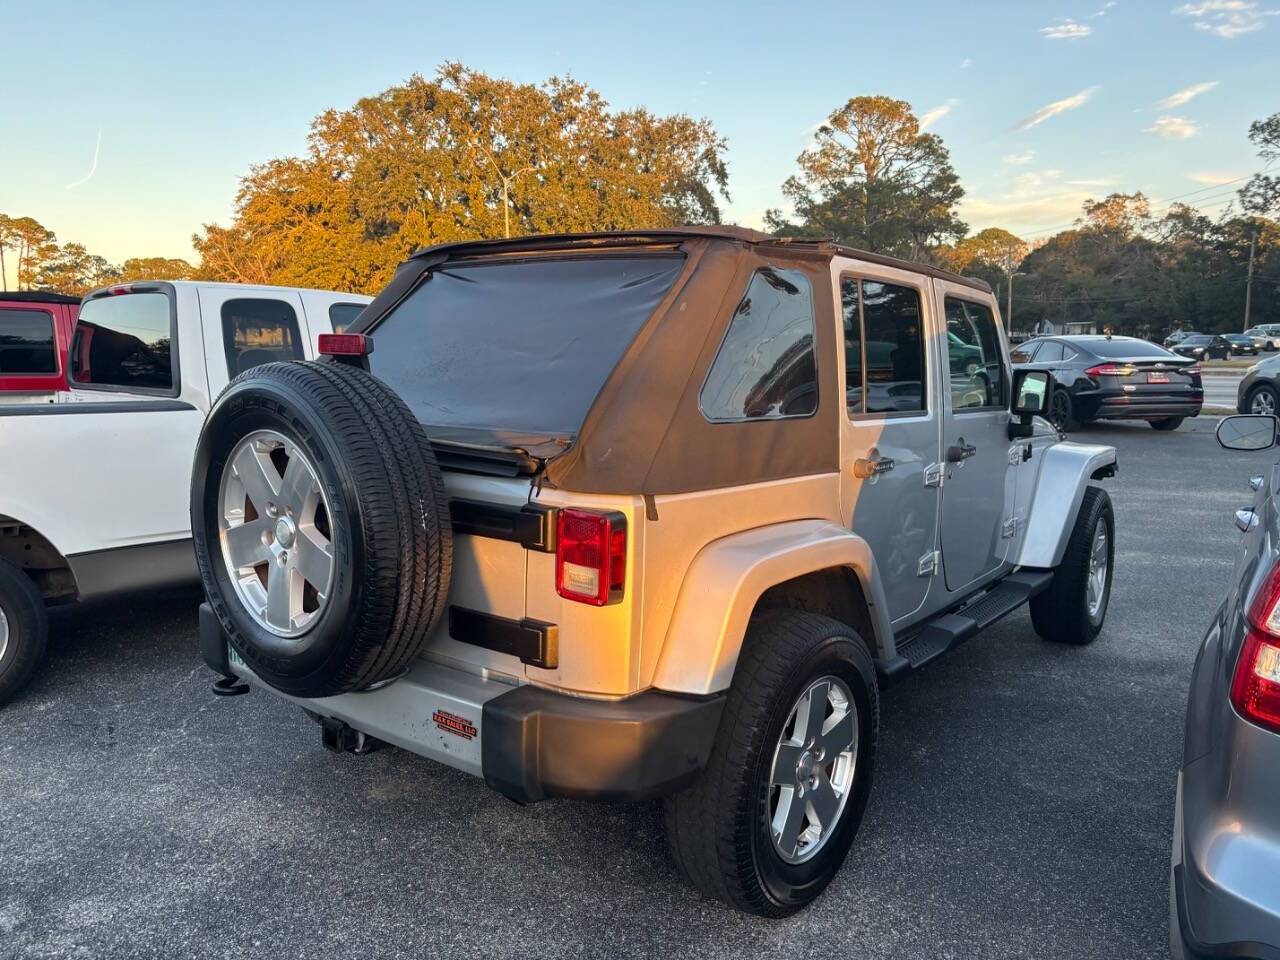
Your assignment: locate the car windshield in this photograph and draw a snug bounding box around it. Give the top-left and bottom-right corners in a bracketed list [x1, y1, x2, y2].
[367, 254, 685, 439]
[1086, 338, 1177, 358]
[1183, 336, 1211, 345]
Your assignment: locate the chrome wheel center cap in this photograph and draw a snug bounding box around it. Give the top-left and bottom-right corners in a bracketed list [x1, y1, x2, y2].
[274, 517, 296, 549]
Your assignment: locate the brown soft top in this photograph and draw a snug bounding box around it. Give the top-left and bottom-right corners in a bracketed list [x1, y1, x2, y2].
[401, 226, 992, 294]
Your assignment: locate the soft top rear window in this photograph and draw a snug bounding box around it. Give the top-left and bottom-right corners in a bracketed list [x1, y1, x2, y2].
[1087, 338, 1179, 359]
[368, 254, 684, 439]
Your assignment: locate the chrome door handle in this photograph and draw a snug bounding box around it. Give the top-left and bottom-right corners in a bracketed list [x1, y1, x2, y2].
[1236, 508, 1258, 532]
[853, 456, 895, 479]
[946, 441, 977, 463]
[1250, 475, 1265, 492]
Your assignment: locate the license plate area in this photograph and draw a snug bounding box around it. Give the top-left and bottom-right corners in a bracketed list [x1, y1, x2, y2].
[1148, 373, 1170, 384]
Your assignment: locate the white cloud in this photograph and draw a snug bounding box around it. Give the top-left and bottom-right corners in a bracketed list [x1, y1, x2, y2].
[1068, 177, 1117, 186]
[1090, 1, 1118, 16]
[1017, 87, 1099, 129]
[1173, 1, 1279, 38]
[1146, 115, 1200, 138]
[1041, 18, 1093, 37]
[1003, 150, 1036, 165]
[1188, 171, 1242, 184]
[960, 57, 974, 68]
[1154, 80, 1219, 108]
[919, 99, 957, 131]
[66, 128, 102, 189]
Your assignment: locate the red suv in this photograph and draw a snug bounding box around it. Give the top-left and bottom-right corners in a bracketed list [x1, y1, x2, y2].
[0, 292, 79, 401]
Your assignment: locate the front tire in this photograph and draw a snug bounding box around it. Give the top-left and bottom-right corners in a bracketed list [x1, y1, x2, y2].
[0, 557, 48, 707]
[664, 611, 879, 917]
[1247, 384, 1278, 417]
[1150, 417, 1184, 431]
[1030, 486, 1114, 645]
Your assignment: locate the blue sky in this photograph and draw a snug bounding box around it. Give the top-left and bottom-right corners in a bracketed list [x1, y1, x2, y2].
[2, 0, 1276, 273]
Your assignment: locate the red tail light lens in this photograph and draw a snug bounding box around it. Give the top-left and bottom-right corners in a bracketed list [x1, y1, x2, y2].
[318, 333, 371, 356]
[1085, 363, 1137, 377]
[1235, 562, 1280, 734]
[556, 508, 626, 606]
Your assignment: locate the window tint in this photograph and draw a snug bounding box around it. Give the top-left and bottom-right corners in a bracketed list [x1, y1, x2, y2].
[1062, 344, 1079, 361]
[221, 299, 304, 377]
[1034, 340, 1064, 363]
[701, 268, 817, 421]
[943, 298, 1006, 410]
[1088, 338, 1176, 359]
[1009, 341, 1038, 364]
[0, 308, 57, 374]
[71, 292, 173, 392]
[328, 302, 365, 333]
[842, 277, 926, 415]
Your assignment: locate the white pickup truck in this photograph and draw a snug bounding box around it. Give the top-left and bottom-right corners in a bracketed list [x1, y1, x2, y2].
[0, 280, 370, 705]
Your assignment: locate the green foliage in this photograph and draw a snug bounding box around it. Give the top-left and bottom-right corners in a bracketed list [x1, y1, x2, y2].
[194, 63, 730, 293]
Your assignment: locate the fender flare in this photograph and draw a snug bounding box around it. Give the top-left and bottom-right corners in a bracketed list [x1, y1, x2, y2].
[650, 520, 892, 696]
[1015, 441, 1117, 569]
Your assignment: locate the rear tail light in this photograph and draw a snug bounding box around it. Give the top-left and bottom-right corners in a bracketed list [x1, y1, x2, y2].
[1181, 363, 1201, 376]
[1085, 363, 1137, 377]
[317, 333, 372, 356]
[556, 508, 626, 606]
[1234, 561, 1280, 734]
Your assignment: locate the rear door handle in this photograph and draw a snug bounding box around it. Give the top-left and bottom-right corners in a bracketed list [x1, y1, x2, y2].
[946, 441, 977, 463]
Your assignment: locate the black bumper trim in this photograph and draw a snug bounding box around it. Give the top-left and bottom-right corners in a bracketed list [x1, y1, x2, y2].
[1174, 864, 1280, 960]
[481, 685, 725, 803]
[448, 606, 559, 669]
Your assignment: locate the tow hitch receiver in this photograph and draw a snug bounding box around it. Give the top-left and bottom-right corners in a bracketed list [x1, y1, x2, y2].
[320, 717, 383, 754]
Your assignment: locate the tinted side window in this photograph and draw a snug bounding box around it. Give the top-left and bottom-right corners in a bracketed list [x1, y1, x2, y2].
[944, 298, 1006, 410]
[1009, 341, 1038, 364]
[222, 298, 303, 377]
[71, 292, 174, 392]
[1035, 340, 1064, 363]
[844, 278, 926, 415]
[329, 302, 365, 333]
[0, 308, 57, 374]
[700, 268, 817, 421]
[1062, 344, 1079, 361]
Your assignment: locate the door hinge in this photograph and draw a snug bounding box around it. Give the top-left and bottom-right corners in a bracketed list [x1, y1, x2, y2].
[923, 463, 943, 487]
[917, 550, 941, 577]
[1001, 517, 1019, 539]
[1007, 445, 1023, 466]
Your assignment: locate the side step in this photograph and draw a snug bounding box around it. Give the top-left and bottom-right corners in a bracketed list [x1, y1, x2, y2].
[875, 569, 1054, 685]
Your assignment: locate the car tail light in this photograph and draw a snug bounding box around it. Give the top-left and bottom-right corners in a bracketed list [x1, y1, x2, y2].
[556, 508, 625, 606]
[1181, 363, 1201, 376]
[318, 333, 371, 356]
[1085, 363, 1137, 377]
[1234, 561, 1280, 734]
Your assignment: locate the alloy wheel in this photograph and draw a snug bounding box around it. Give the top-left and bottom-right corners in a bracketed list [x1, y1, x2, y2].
[1251, 389, 1277, 417]
[217, 430, 336, 637]
[767, 676, 859, 864]
[0, 606, 8, 663]
[1087, 523, 1109, 621]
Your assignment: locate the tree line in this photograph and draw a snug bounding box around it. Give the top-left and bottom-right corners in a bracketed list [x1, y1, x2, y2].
[8, 61, 1278, 338]
[0, 214, 194, 296]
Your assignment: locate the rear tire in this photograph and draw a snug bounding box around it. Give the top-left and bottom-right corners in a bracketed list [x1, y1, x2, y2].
[0, 557, 48, 707]
[1048, 389, 1079, 432]
[1031, 486, 1114, 645]
[191, 360, 452, 698]
[1150, 417, 1184, 431]
[664, 611, 878, 917]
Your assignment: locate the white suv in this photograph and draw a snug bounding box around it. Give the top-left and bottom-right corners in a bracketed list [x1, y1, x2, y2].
[192, 228, 1117, 916]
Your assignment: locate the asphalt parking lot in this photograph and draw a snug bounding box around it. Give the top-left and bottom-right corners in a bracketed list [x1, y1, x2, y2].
[0, 415, 1261, 959]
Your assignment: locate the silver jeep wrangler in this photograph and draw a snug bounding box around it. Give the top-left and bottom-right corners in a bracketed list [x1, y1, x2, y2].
[192, 227, 1117, 916]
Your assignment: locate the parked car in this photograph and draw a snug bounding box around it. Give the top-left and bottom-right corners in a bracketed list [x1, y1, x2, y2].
[1245, 325, 1280, 351]
[192, 227, 1118, 917]
[1225, 333, 1260, 356]
[1172, 334, 1232, 361]
[0, 291, 79, 404]
[0, 281, 371, 705]
[1171, 413, 1280, 960]
[1165, 330, 1199, 348]
[1012, 334, 1202, 431]
[1237, 355, 1280, 416]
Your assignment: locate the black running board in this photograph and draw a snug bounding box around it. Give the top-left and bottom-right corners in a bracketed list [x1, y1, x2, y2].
[875, 569, 1054, 685]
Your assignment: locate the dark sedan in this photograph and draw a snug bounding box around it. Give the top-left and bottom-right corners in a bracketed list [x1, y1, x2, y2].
[1173, 334, 1232, 360]
[1013, 334, 1203, 431]
[1225, 333, 1261, 356]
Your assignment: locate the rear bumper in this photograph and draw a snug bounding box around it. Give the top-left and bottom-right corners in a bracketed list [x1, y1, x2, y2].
[199, 603, 723, 804]
[1090, 395, 1202, 420]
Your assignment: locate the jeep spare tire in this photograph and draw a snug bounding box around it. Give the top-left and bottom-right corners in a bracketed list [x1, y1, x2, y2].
[191, 360, 452, 698]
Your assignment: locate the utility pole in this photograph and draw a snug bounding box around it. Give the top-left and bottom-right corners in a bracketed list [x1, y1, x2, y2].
[1244, 221, 1258, 330]
[1007, 270, 1014, 332]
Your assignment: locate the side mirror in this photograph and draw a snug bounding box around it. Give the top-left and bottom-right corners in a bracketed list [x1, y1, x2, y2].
[1216, 414, 1278, 451]
[1009, 369, 1053, 440]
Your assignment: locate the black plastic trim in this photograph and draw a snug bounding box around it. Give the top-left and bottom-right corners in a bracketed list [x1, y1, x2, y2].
[448, 606, 559, 669]
[199, 601, 232, 675]
[481, 685, 726, 803]
[450, 499, 556, 552]
[1174, 864, 1280, 960]
[0, 399, 196, 417]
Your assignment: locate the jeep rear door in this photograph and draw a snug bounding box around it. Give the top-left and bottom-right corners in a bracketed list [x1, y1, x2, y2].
[934, 282, 1015, 592]
[837, 259, 942, 625]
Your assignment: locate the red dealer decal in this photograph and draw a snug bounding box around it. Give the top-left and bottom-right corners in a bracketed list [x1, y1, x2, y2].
[433, 709, 477, 740]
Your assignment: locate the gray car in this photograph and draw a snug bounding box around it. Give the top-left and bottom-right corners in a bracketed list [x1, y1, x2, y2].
[1171, 414, 1280, 960]
[1237, 356, 1280, 417]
